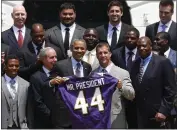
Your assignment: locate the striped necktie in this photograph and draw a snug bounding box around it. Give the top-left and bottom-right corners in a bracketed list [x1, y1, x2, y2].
[138, 61, 145, 83]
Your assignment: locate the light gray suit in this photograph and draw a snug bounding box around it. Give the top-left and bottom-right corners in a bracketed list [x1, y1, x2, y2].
[1, 76, 29, 129]
[45, 23, 85, 58]
[94, 63, 135, 128]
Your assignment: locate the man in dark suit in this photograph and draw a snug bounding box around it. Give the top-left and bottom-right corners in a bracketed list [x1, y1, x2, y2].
[130, 36, 176, 128]
[111, 27, 140, 71]
[1, 5, 31, 55]
[145, 0, 177, 50]
[18, 23, 64, 81]
[45, 2, 86, 58]
[1, 43, 9, 74]
[154, 32, 177, 70]
[96, 0, 132, 51]
[29, 47, 57, 128]
[50, 39, 92, 128]
[111, 27, 140, 128]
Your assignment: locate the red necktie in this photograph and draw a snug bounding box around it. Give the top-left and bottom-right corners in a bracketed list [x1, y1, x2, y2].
[18, 30, 23, 48]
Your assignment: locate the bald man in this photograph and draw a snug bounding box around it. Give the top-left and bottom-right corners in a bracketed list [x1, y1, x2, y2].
[2, 5, 31, 55]
[82, 28, 99, 70]
[130, 36, 176, 128]
[17, 23, 64, 81]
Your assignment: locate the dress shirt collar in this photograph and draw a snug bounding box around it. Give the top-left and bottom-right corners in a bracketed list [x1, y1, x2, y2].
[159, 20, 172, 29]
[140, 52, 152, 64]
[164, 47, 171, 58]
[60, 22, 76, 32]
[108, 21, 122, 32]
[12, 25, 26, 33]
[99, 62, 113, 73]
[125, 47, 137, 56]
[4, 74, 18, 83]
[32, 41, 45, 50]
[85, 47, 96, 55]
[71, 57, 82, 69]
[42, 66, 51, 77]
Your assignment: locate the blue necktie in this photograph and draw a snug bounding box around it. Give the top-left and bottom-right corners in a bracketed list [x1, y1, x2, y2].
[161, 24, 167, 32]
[127, 51, 134, 72]
[76, 62, 81, 77]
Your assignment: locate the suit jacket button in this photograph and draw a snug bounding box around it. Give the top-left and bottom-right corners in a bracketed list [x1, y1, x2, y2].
[144, 98, 146, 101]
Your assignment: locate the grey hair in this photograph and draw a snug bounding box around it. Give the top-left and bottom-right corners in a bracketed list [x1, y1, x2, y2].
[70, 39, 87, 50]
[38, 47, 55, 59]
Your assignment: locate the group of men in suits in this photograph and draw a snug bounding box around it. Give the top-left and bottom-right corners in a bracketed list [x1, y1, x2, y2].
[1, 0, 177, 129]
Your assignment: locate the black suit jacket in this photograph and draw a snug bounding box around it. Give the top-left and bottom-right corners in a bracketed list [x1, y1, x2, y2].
[45, 24, 85, 58]
[17, 41, 65, 81]
[111, 46, 139, 70]
[130, 54, 176, 128]
[145, 21, 177, 51]
[52, 58, 92, 128]
[1, 27, 31, 55]
[30, 68, 55, 128]
[96, 23, 132, 50]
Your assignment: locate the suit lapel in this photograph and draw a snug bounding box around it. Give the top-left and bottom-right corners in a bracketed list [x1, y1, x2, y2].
[121, 47, 126, 69]
[168, 21, 175, 38]
[103, 24, 108, 41]
[1, 76, 11, 106]
[82, 61, 90, 76]
[17, 76, 26, 106]
[53, 25, 65, 55]
[154, 22, 159, 37]
[118, 23, 125, 44]
[67, 58, 74, 75]
[71, 24, 82, 43]
[141, 55, 155, 82]
[8, 27, 19, 49]
[23, 28, 31, 46]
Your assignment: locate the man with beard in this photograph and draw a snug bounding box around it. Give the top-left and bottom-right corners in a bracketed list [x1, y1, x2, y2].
[130, 36, 176, 128]
[111, 27, 140, 72]
[45, 2, 85, 58]
[2, 5, 31, 55]
[96, 0, 132, 51]
[111, 27, 140, 128]
[82, 28, 100, 70]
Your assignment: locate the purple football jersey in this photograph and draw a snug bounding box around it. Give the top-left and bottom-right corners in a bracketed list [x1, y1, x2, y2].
[58, 72, 118, 128]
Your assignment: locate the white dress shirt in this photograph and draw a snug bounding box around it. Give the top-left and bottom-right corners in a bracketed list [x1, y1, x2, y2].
[32, 41, 46, 55]
[157, 20, 172, 33]
[42, 66, 51, 77]
[125, 47, 137, 66]
[82, 48, 97, 65]
[12, 25, 26, 41]
[4, 74, 18, 99]
[107, 22, 122, 46]
[164, 47, 171, 58]
[60, 22, 76, 46]
[71, 57, 84, 77]
[98, 62, 113, 73]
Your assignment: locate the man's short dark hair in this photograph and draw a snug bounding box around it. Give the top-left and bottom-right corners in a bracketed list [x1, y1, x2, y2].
[4, 55, 19, 66]
[127, 27, 140, 38]
[96, 42, 111, 53]
[157, 32, 171, 45]
[59, 2, 76, 12]
[107, 0, 123, 13]
[159, 0, 174, 12]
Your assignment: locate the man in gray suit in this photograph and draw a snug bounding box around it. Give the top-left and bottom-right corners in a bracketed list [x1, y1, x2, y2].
[1, 55, 29, 129]
[45, 2, 85, 58]
[93, 42, 135, 128]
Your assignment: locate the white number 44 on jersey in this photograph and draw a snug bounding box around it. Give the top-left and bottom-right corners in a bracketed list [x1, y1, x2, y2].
[74, 87, 105, 114]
